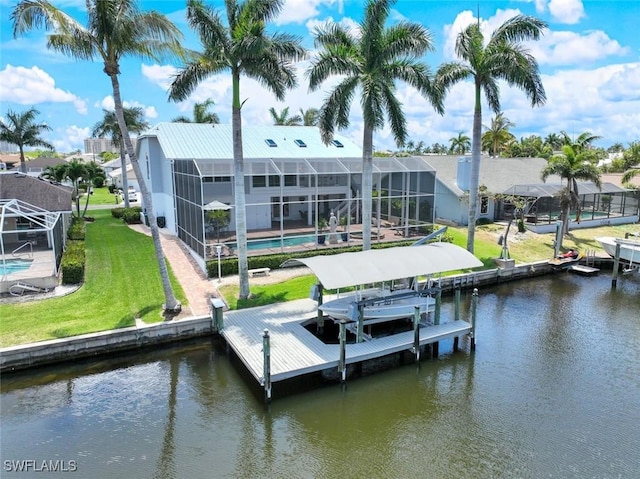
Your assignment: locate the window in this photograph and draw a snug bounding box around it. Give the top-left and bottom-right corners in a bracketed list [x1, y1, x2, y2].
[480, 196, 489, 214]
[214, 176, 231, 182]
[331, 139, 344, 148]
[265, 139, 277, 147]
[294, 139, 307, 147]
[268, 175, 280, 187]
[203, 177, 213, 183]
[252, 176, 266, 187]
[284, 175, 297, 187]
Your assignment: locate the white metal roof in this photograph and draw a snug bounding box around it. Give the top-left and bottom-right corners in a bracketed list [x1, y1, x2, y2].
[294, 243, 483, 290]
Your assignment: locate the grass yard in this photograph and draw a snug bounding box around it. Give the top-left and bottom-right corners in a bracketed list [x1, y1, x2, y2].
[83, 186, 118, 207]
[0, 209, 186, 347]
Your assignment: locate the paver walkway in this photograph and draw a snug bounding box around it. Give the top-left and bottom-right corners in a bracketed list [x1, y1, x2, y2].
[129, 224, 216, 317]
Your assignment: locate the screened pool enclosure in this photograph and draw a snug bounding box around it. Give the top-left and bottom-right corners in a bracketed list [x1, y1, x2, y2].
[172, 156, 437, 260]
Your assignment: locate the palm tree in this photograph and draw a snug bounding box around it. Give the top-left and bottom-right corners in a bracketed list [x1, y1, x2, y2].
[172, 99, 220, 123]
[436, 15, 547, 253]
[299, 107, 319, 126]
[92, 107, 149, 208]
[481, 112, 516, 157]
[168, 0, 306, 300]
[12, 0, 185, 312]
[560, 130, 601, 151]
[0, 108, 53, 173]
[81, 162, 106, 217]
[449, 132, 471, 155]
[40, 163, 68, 183]
[541, 144, 601, 235]
[307, 0, 442, 250]
[268, 106, 302, 126]
[65, 159, 87, 218]
[621, 141, 640, 185]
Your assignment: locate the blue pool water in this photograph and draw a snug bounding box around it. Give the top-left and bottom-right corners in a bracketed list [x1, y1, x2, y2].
[0, 259, 32, 275]
[239, 234, 317, 251]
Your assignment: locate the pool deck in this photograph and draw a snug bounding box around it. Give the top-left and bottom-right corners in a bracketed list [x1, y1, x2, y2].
[221, 298, 472, 384]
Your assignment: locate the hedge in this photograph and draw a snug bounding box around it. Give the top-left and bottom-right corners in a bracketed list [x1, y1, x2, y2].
[111, 206, 142, 224]
[61, 240, 86, 284]
[67, 217, 86, 240]
[204, 239, 425, 279]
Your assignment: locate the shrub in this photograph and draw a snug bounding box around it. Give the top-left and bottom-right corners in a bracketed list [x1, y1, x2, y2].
[111, 207, 125, 218]
[475, 217, 493, 226]
[67, 217, 86, 240]
[93, 177, 105, 188]
[108, 184, 116, 194]
[122, 208, 143, 224]
[517, 219, 526, 233]
[61, 240, 85, 284]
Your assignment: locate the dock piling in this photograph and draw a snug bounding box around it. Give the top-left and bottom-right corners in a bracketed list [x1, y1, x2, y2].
[413, 306, 420, 363]
[453, 289, 461, 351]
[433, 288, 442, 357]
[612, 243, 621, 289]
[339, 320, 347, 383]
[470, 288, 478, 351]
[263, 329, 272, 404]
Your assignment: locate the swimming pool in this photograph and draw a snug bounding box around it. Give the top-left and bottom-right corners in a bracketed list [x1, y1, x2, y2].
[0, 258, 33, 275]
[239, 234, 317, 251]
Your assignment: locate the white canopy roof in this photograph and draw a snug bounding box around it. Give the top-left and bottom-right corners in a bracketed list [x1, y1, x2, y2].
[294, 243, 483, 290]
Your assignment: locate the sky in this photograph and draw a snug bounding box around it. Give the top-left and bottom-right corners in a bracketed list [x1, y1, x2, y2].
[0, 0, 639, 154]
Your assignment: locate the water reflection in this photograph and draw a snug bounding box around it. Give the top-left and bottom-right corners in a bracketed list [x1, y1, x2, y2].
[1, 274, 639, 478]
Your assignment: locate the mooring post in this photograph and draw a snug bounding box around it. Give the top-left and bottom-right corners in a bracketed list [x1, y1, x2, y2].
[413, 305, 420, 363]
[316, 283, 324, 334]
[339, 319, 347, 383]
[357, 305, 364, 343]
[453, 289, 461, 351]
[262, 329, 271, 404]
[612, 243, 621, 289]
[433, 288, 442, 357]
[470, 288, 478, 351]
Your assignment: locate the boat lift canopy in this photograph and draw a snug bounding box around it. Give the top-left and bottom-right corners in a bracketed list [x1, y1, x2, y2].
[293, 243, 483, 290]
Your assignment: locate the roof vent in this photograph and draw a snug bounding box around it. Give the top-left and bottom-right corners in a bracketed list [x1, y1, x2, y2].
[265, 139, 278, 147]
[294, 139, 307, 148]
[331, 139, 344, 148]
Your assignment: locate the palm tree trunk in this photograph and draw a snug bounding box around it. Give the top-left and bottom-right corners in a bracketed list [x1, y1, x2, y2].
[467, 81, 482, 253]
[362, 127, 374, 251]
[108, 72, 179, 312]
[19, 147, 27, 174]
[232, 72, 250, 299]
[120, 144, 130, 208]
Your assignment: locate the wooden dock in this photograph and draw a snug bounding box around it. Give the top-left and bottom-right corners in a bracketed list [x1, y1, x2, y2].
[221, 298, 471, 384]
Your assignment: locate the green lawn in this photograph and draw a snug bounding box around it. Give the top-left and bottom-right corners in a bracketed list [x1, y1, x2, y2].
[84, 186, 118, 206]
[0, 209, 186, 347]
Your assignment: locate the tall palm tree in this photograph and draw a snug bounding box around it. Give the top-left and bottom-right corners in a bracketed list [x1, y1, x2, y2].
[0, 108, 53, 173]
[269, 106, 302, 126]
[436, 15, 547, 253]
[299, 107, 319, 126]
[541, 144, 601, 235]
[168, 0, 306, 300]
[40, 163, 68, 183]
[92, 107, 149, 208]
[621, 141, 640, 185]
[544, 132, 563, 151]
[481, 112, 516, 157]
[12, 0, 185, 312]
[449, 132, 471, 155]
[172, 99, 220, 123]
[560, 130, 601, 152]
[65, 158, 87, 218]
[307, 0, 442, 250]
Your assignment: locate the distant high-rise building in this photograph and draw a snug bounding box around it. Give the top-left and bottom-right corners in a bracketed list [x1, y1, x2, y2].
[84, 137, 137, 155]
[0, 140, 19, 153]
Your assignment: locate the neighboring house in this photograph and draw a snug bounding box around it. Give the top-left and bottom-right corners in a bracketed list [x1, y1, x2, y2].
[0, 172, 74, 293]
[425, 155, 637, 233]
[137, 123, 437, 267]
[108, 162, 138, 192]
[0, 154, 20, 170]
[23, 156, 68, 176]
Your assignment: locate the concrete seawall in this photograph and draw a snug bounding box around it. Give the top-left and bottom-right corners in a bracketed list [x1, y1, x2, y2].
[0, 258, 613, 374]
[1, 316, 213, 373]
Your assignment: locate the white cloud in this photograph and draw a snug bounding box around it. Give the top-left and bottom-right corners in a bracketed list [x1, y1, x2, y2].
[306, 16, 360, 37]
[96, 96, 158, 119]
[548, 0, 585, 24]
[275, 0, 342, 26]
[532, 30, 629, 66]
[0, 65, 87, 114]
[54, 125, 90, 153]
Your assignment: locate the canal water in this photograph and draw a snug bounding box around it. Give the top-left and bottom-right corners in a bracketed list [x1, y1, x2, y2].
[2, 274, 639, 478]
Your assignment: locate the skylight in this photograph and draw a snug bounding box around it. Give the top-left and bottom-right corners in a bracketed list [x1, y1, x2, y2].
[294, 139, 307, 147]
[265, 139, 278, 147]
[331, 140, 344, 148]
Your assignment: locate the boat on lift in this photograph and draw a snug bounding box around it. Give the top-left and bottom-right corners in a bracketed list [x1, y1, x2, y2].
[319, 287, 435, 322]
[596, 235, 640, 263]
